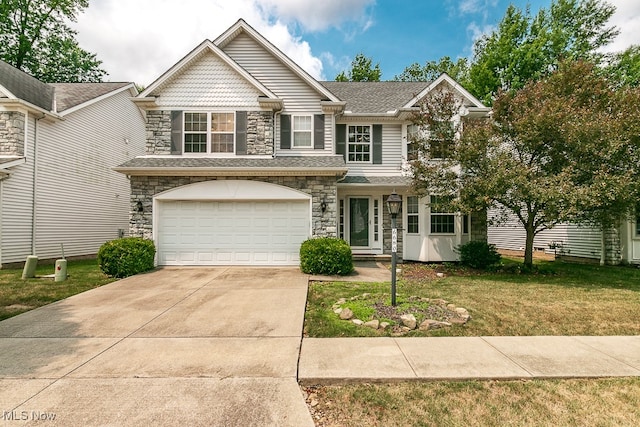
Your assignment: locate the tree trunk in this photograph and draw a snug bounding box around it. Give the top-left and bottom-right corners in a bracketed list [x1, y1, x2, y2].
[524, 225, 535, 270]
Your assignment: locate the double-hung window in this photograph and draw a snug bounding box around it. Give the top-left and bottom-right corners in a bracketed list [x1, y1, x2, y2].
[407, 124, 419, 161]
[430, 195, 455, 234]
[184, 112, 235, 154]
[430, 120, 454, 159]
[293, 115, 312, 148]
[636, 209, 640, 237]
[348, 125, 371, 162]
[407, 196, 419, 234]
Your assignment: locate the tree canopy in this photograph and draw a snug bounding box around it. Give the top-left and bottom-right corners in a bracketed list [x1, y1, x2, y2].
[467, 0, 618, 104]
[335, 53, 381, 82]
[0, 0, 106, 82]
[408, 61, 640, 268]
[393, 56, 470, 84]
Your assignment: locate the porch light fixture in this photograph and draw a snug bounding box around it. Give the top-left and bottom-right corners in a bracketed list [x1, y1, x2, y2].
[136, 201, 144, 213]
[386, 191, 402, 306]
[320, 198, 327, 213]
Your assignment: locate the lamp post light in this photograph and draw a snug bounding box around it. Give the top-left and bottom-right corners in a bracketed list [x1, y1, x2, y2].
[386, 191, 402, 306]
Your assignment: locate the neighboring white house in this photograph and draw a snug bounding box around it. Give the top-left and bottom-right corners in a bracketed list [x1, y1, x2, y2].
[489, 215, 640, 265]
[114, 19, 490, 266]
[0, 60, 146, 267]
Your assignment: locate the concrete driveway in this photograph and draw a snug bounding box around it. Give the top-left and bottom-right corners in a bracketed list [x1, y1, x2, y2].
[0, 267, 314, 426]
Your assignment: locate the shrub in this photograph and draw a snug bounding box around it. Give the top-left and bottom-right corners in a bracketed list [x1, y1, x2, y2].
[457, 240, 501, 270]
[97, 237, 156, 278]
[300, 237, 353, 275]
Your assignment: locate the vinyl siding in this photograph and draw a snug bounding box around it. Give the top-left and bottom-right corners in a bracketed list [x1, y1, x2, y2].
[1, 115, 35, 265]
[222, 33, 324, 113]
[274, 113, 334, 156]
[154, 52, 263, 109]
[344, 123, 403, 176]
[31, 89, 146, 259]
[488, 210, 603, 260]
[2, 90, 146, 262]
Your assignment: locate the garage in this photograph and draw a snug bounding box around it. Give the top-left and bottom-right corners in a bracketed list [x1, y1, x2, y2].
[154, 181, 311, 266]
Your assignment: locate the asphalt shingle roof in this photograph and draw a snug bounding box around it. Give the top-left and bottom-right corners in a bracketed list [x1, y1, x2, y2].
[51, 83, 131, 112]
[116, 155, 347, 170]
[339, 175, 412, 185]
[320, 81, 430, 114]
[0, 60, 54, 111]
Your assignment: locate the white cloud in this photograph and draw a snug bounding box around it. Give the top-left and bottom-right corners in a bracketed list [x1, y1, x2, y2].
[255, 0, 375, 32]
[601, 0, 640, 53]
[72, 0, 336, 85]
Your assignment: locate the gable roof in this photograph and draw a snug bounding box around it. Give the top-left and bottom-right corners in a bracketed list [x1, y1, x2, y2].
[138, 38, 279, 101]
[51, 83, 132, 113]
[0, 60, 55, 111]
[320, 81, 430, 114]
[405, 73, 487, 109]
[214, 19, 341, 103]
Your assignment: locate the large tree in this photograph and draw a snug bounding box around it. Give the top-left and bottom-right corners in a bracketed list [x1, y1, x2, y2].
[394, 56, 470, 84]
[603, 45, 640, 88]
[335, 53, 381, 82]
[408, 61, 640, 269]
[467, 0, 618, 105]
[0, 0, 106, 82]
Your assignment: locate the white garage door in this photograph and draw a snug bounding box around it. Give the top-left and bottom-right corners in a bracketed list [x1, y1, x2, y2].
[157, 200, 310, 265]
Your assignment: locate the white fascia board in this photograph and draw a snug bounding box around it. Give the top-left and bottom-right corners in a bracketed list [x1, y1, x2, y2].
[138, 39, 279, 100]
[214, 19, 342, 103]
[0, 84, 16, 99]
[113, 166, 348, 177]
[0, 157, 26, 170]
[59, 84, 137, 117]
[403, 73, 487, 109]
[0, 99, 60, 120]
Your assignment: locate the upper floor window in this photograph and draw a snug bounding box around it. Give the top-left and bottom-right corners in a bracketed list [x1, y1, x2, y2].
[407, 124, 419, 161]
[348, 125, 371, 162]
[184, 112, 234, 154]
[430, 195, 455, 234]
[407, 196, 419, 234]
[293, 115, 312, 148]
[430, 120, 454, 159]
[636, 209, 640, 237]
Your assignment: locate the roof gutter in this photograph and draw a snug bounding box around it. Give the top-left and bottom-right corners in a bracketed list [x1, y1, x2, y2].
[113, 166, 348, 177]
[0, 99, 61, 121]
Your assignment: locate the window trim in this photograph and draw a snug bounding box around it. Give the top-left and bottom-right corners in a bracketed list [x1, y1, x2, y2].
[406, 124, 420, 161]
[407, 195, 419, 234]
[183, 111, 236, 155]
[292, 114, 313, 148]
[429, 195, 455, 235]
[347, 124, 373, 164]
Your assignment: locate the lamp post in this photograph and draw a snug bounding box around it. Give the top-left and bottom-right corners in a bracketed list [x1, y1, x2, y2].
[386, 191, 402, 306]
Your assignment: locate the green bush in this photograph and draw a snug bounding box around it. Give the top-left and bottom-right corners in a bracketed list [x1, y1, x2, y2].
[97, 237, 156, 278]
[457, 240, 501, 270]
[300, 237, 353, 275]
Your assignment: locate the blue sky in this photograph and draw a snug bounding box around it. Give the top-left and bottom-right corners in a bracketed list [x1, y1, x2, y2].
[74, 0, 638, 86]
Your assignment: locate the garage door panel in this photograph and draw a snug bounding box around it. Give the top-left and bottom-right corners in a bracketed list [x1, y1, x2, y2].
[157, 199, 310, 266]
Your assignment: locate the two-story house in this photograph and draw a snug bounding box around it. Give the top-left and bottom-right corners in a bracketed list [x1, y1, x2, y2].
[0, 60, 146, 268]
[115, 19, 489, 266]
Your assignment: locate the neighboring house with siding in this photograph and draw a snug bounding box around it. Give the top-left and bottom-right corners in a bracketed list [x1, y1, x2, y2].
[115, 19, 490, 266]
[0, 60, 146, 267]
[488, 215, 640, 265]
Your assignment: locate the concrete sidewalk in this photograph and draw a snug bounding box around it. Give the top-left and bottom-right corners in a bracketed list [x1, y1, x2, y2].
[298, 336, 640, 384]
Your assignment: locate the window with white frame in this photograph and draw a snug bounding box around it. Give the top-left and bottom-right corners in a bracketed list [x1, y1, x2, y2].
[430, 120, 454, 159]
[407, 196, 419, 234]
[184, 112, 235, 153]
[636, 210, 640, 237]
[430, 195, 455, 234]
[293, 115, 313, 148]
[406, 124, 419, 161]
[348, 125, 371, 162]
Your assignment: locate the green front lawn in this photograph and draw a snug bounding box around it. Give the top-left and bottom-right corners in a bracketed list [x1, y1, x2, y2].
[0, 259, 116, 321]
[305, 259, 640, 337]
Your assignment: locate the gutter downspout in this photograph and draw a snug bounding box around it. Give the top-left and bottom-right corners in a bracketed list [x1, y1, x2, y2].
[31, 114, 44, 255]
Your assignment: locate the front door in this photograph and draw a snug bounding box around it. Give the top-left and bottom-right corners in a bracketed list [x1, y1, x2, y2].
[349, 197, 369, 247]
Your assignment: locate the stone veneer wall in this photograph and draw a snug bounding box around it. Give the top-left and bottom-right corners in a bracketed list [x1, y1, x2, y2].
[144, 110, 274, 155]
[603, 227, 622, 265]
[0, 111, 25, 156]
[129, 175, 338, 239]
[382, 194, 404, 259]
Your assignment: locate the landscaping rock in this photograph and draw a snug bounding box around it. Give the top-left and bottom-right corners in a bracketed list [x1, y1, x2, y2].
[352, 319, 364, 325]
[380, 322, 390, 330]
[339, 308, 354, 320]
[333, 308, 343, 315]
[436, 272, 445, 278]
[364, 319, 379, 329]
[400, 314, 417, 329]
[419, 319, 451, 330]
